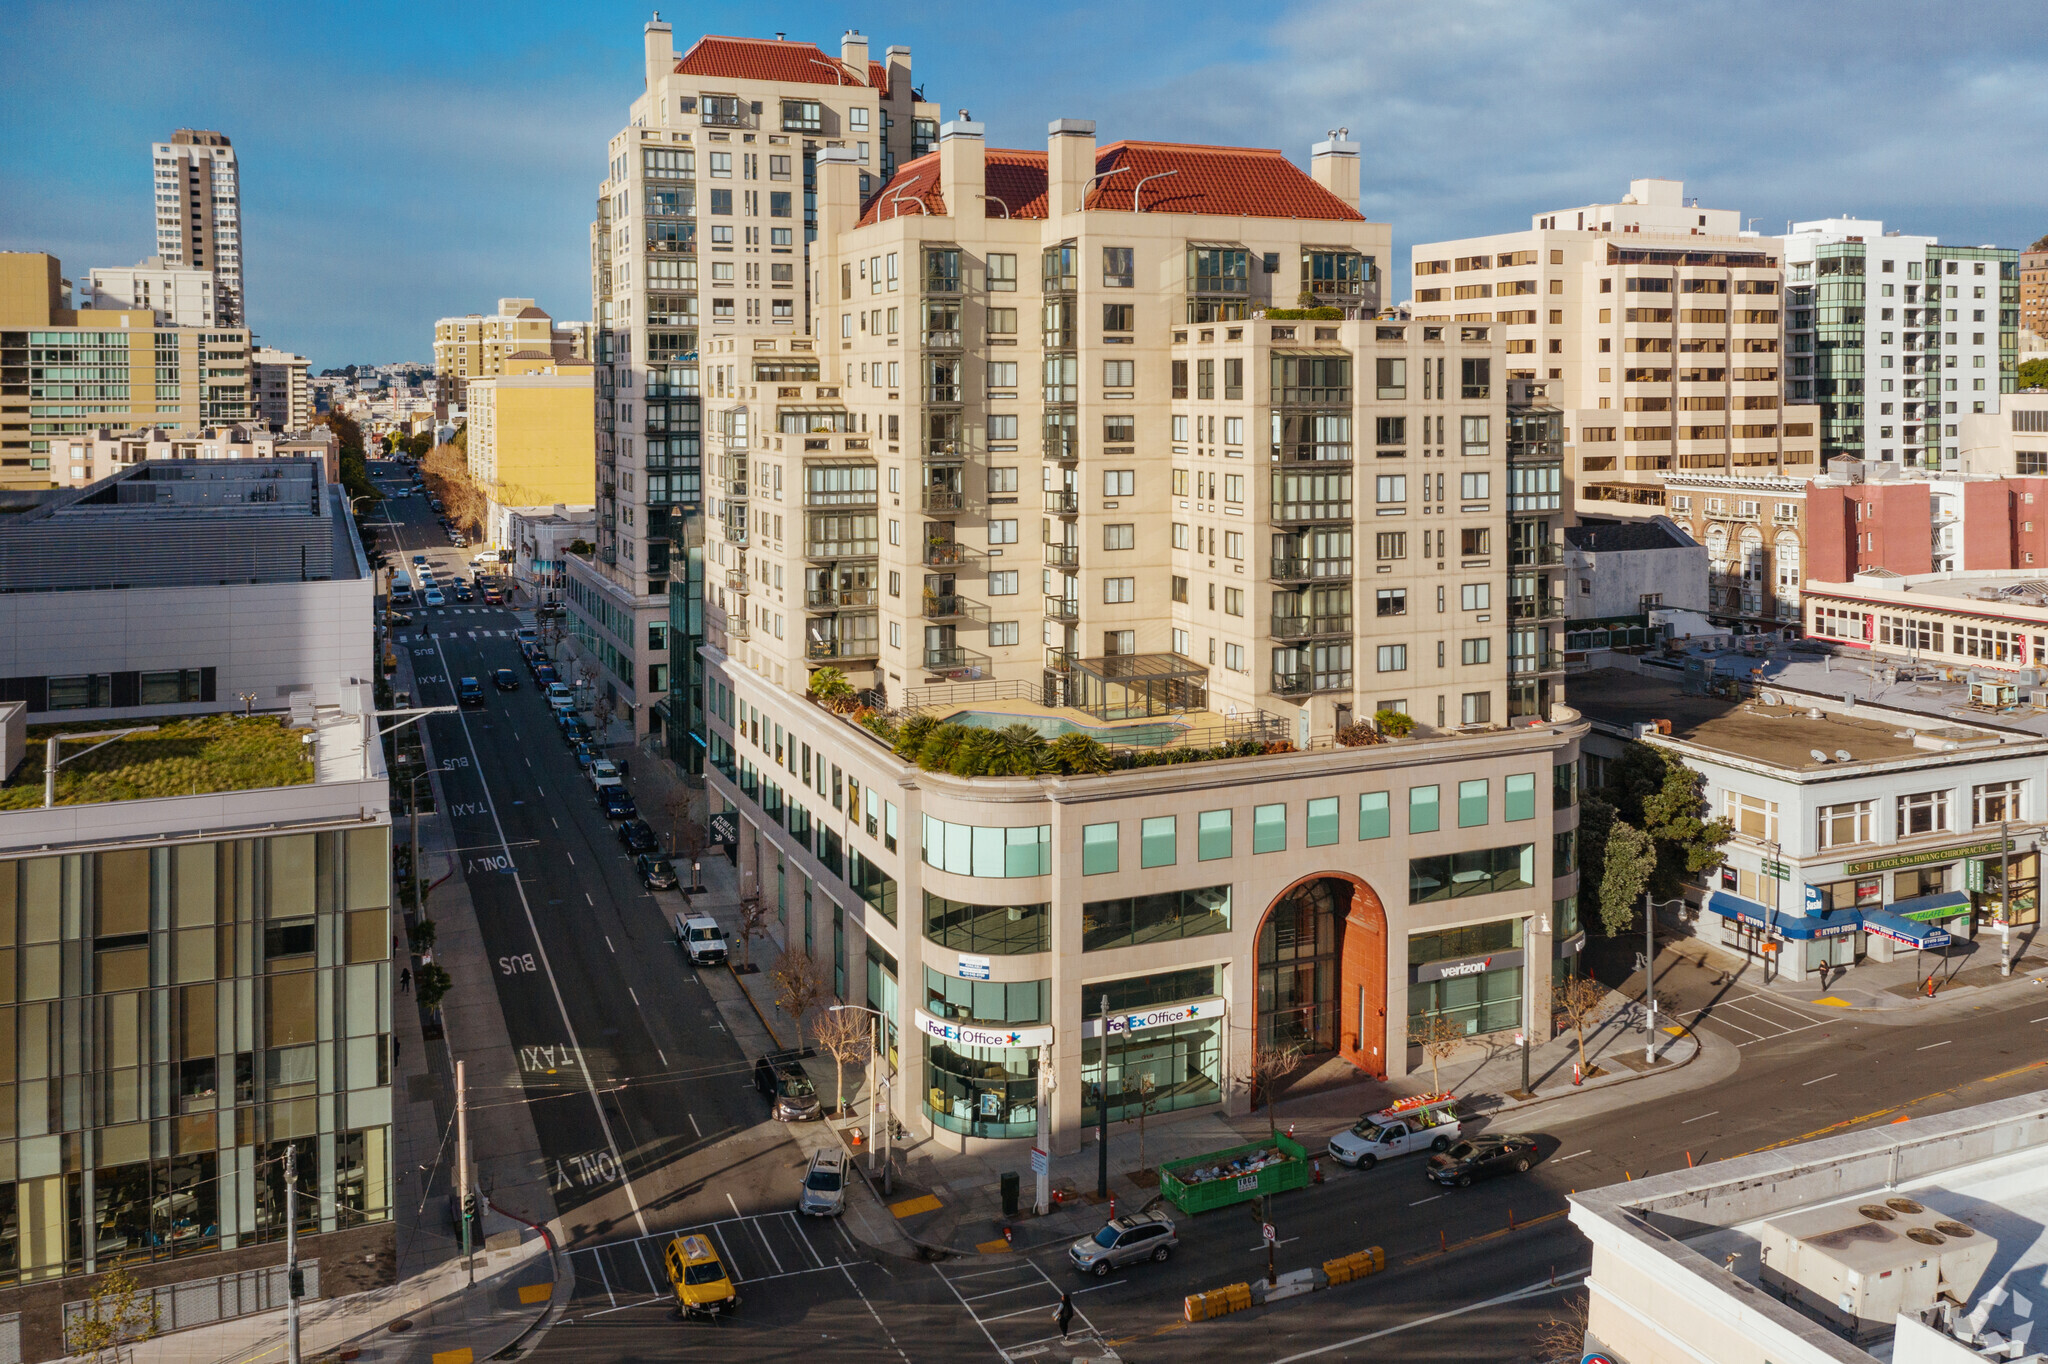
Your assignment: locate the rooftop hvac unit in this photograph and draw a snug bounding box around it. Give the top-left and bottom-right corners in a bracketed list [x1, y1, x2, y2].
[1758, 1196, 1996, 1344]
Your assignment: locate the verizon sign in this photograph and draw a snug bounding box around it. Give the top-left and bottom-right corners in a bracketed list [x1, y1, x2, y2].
[1413, 947, 1525, 984]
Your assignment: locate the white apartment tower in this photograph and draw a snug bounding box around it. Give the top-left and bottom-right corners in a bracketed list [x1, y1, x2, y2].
[152, 130, 243, 326]
[586, 23, 937, 747]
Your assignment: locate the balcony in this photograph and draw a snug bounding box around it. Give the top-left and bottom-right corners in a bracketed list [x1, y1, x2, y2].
[1043, 489, 1079, 516]
[1510, 650, 1567, 675]
[1044, 542, 1079, 569]
[922, 329, 961, 349]
[1270, 614, 1352, 640]
[920, 593, 988, 624]
[1509, 542, 1565, 568]
[806, 587, 879, 610]
[923, 645, 990, 678]
[1043, 595, 1079, 623]
[920, 487, 969, 515]
[729, 617, 751, 642]
[725, 569, 750, 594]
[1044, 646, 1074, 673]
[1270, 671, 1313, 697]
[808, 636, 880, 661]
[1508, 595, 1565, 621]
[644, 238, 697, 255]
[925, 442, 966, 465]
[805, 541, 879, 562]
[1270, 557, 1350, 583]
[924, 385, 961, 404]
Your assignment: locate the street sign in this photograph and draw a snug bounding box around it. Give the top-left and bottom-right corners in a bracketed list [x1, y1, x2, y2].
[1262, 1223, 1276, 1245]
[1031, 1148, 1048, 1176]
[708, 812, 738, 847]
[1967, 859, 1987, 892]
[1761, 860, 1789, 880]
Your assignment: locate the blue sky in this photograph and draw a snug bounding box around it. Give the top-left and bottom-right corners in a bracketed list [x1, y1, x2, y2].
[3, 0, 2043, 369]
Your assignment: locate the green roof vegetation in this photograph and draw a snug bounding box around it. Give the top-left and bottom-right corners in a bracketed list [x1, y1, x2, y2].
[1, 715, 315, 810]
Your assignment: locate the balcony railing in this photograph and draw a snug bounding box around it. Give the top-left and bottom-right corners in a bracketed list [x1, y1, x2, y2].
[1270, 672, 1313, 696]
[920, 487, 968, 515]
[925, 442, 966, 465]
[806, 541, 880, 561]
[1043, 542, 1079, 569]
[806, 587, 879, 610]
[1510, 650, 1568, 675]
[1509, 543, 1565, 567]
[1043, 490, 1079, 515]
[725, 569, 750, 594]
[1270, 557, 1351, 583]
[729, 617, 751, 641]
[920, 593, 988, 624]
[1043, 595, 1079, 623]
[808, 636, 880, 661]
[1044, 646, 1074, 673]
[923, 540, 981, 569]
[924, 645, 990, 676]
[924, 385, 961, 404]
[1509, 595, 1565, 621]
[1270, 614, 1353, 640]
[922, 330, 961, 349]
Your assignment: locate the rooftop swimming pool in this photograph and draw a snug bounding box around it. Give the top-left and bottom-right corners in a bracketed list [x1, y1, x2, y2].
[939, 710, 1190, 747]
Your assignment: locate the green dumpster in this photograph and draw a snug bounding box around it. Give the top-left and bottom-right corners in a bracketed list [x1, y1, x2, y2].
[1159, 1132, 1309, 1215]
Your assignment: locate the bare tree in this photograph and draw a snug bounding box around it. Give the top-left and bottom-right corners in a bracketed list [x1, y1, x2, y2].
[1408, 1014, 1464, 1094]
[1129, 1073, 1160, 1177]
[1234, 1033, 1307, 1127]
[814, 1007, 871, 1119]
[1554, 975, 1610, 1078]
[769, 948, 830, 1052]
[1533, 1288, 1591, 1364]
[64, 1266, 160, 1363]
[733, 895, 770, 973]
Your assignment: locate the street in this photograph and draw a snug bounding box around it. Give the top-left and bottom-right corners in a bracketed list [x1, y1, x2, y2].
[368, 466, 2048, 1362]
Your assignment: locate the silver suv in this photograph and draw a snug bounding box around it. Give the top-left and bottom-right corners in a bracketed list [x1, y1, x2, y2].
[798, 1147, 846, 1217]
[1067, 1211, 1177, 1277]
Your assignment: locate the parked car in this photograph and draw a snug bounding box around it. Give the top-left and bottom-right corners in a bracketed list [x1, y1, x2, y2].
[663, 1233, 737, 1318]
[560, 717, 592, 744]
[588, 758, 623, 791]
[384, 610, 413, 627]
[1068, 1212, 1178, 1276]
[457, 677, 484, 709]
[534, 664, 560, 687]
[678, 915, 727, 964]
[516, 627, 538, 645]
[754, 1052, 820, 1121]
[1327, 1097, 1463, 1170]
[638, 854, 679, 891]
[491, 668, 519, 691]
[798, 1147, 847, 1217]
[599, 787, 637, 820]
[412, 554, 427, 566]
[616, 819, 659, 854]
[423, 588, 445, 607]
[571, 742, 597, 770]
[545, 682, 575, 712]
[1425, 1135, 1541, 1188]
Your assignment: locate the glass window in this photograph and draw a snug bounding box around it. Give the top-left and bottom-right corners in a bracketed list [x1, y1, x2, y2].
[1081, 886, 1232, 952]
[1253, 804, 1286, 854]
[1359, 792, 1390, 840]
[1458, 779, 1489, 828]
[1083, 823, 1119, 875]
[921, 817, 1051, 876]
[1505, 773, 1536, 822]
[1410, 785, 1440, 833]
[1306, 797, 1339, 847]
[923, 892, 1050, 954]
[1408, 845, 1537, 903]
[1140, 816, 1176, 868]
[1197, 809, 1232, 860]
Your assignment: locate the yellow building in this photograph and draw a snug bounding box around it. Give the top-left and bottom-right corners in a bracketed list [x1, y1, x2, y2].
[464, 352, 596, 547]
[432, 298, 588, 400]
[1, 251, 250, 489]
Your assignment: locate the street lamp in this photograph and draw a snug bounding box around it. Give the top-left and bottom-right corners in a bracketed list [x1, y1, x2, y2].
[408, 766, 451, 919]
[827, 1003, 891, 1181]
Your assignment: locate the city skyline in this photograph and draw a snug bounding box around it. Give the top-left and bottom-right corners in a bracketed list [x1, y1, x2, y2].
[0, 0, 2043, 366]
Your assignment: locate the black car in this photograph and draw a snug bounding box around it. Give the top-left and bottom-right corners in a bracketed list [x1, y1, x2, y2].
[534, 664, 560, 686]
[617, 819, 660, 854]
[453, 584, 473, 603]
[1426, 1134, 1540, 1187]
[600, 787, 638, 820]
[492, 668, 519, 691]
[754, 1052, 821, 1121]
[636, 853, 678, 890]
[456, 677, 484, 709]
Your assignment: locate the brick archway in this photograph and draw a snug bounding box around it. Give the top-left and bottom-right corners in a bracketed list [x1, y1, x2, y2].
[1254, 872, 1388, 1080]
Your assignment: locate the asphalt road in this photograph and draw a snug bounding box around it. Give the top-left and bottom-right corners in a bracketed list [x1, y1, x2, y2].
[364, 466, 2048, 1361]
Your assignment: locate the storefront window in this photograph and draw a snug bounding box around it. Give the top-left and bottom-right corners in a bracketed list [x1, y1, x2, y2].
[921, 970, 1049, 1139]
[1082, 967, 1220, 1019]
[923, 891, 1050, 954]
[1408, 919, 1522, 964]
[1081, 1020, 1223, 1126]
[1893, 866, 1948, 901]
[1981, 852, 2040, 926]
[1815, 876, 1883, 913]
[1408, 966, 1522, 1037]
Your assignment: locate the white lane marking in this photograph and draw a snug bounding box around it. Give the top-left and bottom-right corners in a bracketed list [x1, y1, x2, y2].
[688, 1111, 700, 1138]
[658, 1048, 668, 1067]
[564, 849, 572, 865]
[585, 892, 593, 905]
[1803, 1073, 1838, 1086]
[629, 988, 641, 1008]
[1267, 1271, 1591, 1363]
[728, 1192, 743, 1220]
[749, 1216, 784, 1274]
[2032, 1015, 2048, 1024]
[710, 1222, 744, 1282]
[592, 1248, 616, 1308]
[840, 1263, 913, 1364]
[550, 816, 558, 828]
[428, 633, 648, 1238]
[1409, 1195, 1442, 1207]
[1918, 1040, 1952, 1050]
[1245, 1236, 1302, 1252]
[605, 935, 615, 952]
[1736, 1019, 1831, 1048]
[1557, 1150, 1592, 1162]
[787, 1212, 826, 1268]
[1683, 1111, 1719, 1124]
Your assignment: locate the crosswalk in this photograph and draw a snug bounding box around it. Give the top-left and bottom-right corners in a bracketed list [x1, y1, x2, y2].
[930, 1255, 1106, 1362]
[1686, 990, 1830, 1048]
[395, 630, 524, 643]
[567, 1211, 860, 1316]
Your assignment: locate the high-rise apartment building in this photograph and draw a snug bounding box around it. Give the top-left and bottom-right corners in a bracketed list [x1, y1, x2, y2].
[152, 130, 243, 327]
[2021, 248, 2048, 343]
[588, 22, 937, 745]
[1, 253, 251, 489]
[430, 299, 582, 399]
[1781, 219, 2018, 467]
[80, 259, 223, 329]
[1412, 180, 1822, 628]
[250, 347, 311, 430]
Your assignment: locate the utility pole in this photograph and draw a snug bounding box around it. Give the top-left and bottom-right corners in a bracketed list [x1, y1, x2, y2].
[457, 1058, 474, 1285]
[285, 1143, 302, 1364]
[1034, 1041, 1052, 1216]
[2000, 819, 2013, 976]
[1096, 994, 1109, 1200]
[1644, 892, 1658, 1067]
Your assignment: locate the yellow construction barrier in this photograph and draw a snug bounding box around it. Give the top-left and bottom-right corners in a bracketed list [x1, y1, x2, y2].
[1322, 1247, 1387, 1286]
[1184, 1283, 1255, 1321]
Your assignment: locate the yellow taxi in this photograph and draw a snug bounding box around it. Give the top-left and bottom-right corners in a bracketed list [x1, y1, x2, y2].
[663, 1233, 738, 1317]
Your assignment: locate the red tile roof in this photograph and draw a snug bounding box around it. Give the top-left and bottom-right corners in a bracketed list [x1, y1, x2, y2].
[675, 35, 872, 88]
[857, 141, 1361, 228]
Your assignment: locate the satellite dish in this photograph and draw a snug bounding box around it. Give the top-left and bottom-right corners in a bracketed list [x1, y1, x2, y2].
[1810, 750, 1830, 763]
[1835, 749, 1852, 762]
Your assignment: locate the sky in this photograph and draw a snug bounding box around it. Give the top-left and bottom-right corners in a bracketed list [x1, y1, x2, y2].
[3, 0, 2044, 369]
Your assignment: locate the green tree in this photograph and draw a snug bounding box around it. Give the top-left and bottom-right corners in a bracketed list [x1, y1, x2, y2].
[1575, 794, 1616, 932]
[1598, 745, 1730, 900]
[1598, 818, 1656, 936]
[2020, 357, 2048, 392]
[65, 1266, 159, 1362]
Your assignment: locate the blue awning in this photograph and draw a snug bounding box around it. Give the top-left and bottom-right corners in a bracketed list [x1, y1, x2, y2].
[1703, 891, 1777, 931]
[1888, 890, 1972, 923]
[1862, 909, 1954, 949]
[1703, 892, 1861, 939]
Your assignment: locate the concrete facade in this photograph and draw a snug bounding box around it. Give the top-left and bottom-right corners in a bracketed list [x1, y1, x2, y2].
[152, 130, 242, 325]
[80, 259, 221, 328]
[462, 357, 596, 546]
[251, 347, 311, 430]
[1562, 516, 1708, 620]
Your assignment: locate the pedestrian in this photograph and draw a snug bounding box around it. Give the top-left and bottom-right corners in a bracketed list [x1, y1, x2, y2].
[1054, 1291, 1074, 1341]
[399, 966, 412, 994]
[619, 758, 630, 778]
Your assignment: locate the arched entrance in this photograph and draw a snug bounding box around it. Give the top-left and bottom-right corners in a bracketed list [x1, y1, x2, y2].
[1255, 873, 1388, 1079]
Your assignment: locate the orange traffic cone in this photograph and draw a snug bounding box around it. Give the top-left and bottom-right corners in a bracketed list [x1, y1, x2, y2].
[1312, 1158, 1324, 1185]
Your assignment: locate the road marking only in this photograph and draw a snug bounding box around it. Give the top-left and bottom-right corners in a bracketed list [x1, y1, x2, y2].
[1803, 1073, 1838, 1086]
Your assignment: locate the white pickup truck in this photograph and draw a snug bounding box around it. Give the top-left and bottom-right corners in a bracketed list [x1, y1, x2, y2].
[588, 758, 623, 793]
[1326, 1095, 1464, 1170]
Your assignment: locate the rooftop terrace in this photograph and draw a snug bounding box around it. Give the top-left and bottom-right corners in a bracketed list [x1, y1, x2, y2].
[1, 715, 313, 811]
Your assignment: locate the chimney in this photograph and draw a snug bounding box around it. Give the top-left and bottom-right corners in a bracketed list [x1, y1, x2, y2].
[939, 115, 985, 222]
[1310, 129, 1360, 210]
[814, 145, 862, 243]
[841, 29, 869, 76]
[885, 44, 912, 102]
[1047, 119, 1097, 217]
[643, 15, 674, 97]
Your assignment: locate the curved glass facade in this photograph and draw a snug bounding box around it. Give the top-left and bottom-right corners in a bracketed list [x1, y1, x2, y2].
[924, 891, 1049, 954]
[922, 970, 1050, 1138]
[920, 817, 1051, 878]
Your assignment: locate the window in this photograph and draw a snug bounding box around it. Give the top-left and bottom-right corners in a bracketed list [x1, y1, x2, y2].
[989, 307, 1018, 335]
[1461, 415, 1491, 456]
[1376, 357, 1406, 399]
[1377, 416, 1407, 447]
[989, 621, 1019, 647]
[1103, 247, 1134, 287]
[1376, 587, 1407, 617]
[1103, 359, 1135, 388]
[1359, 791, 1390, 840]
[987, 361, 1018, 391]
[1723, 791, 1779, 842]
[1377, 644, 1407, 672]
[1896, 790, 1951, 837]
[1458, 779, 1489, 827]
[1817, 801, 1875, 849]
[1197, 809, 1233, 860]
[988, 519, 1018, 545]
[1460, 637, 1490, 664]
[1461, 358, 1490, 399]
[1409, 845, 1536, 903]
[1103, 524, 1134, 550]
[988, 414, 1019, 440]
[1410, 785, 1440, 833]
[1083, 823, 1119, 875]
[1376, 474, 1407, 504]
[921, 817, 1052, 877]
[1461, 691, 1492, 725]
[1140, 816, 1177, 868]
[984, 569, 1021, 597]
[1460, 583, 1491, 611]
[1975, 781, 2023, 826]
[1104, 577, 1136, 603]
[1505, 773, 1536, 822]
[1252, 804, 1287, 854]
[1081, 886, 1231, 951]
[1103, 303, 1134, 332]
[1103, 469, 1135, 496]
[987, 253, 1017, 291]
[1306, 797, 1339, 847]
[1224, 587, 1243, 615]
[1376, 531, 1406, 561]
[1460, 472, 1490, 500]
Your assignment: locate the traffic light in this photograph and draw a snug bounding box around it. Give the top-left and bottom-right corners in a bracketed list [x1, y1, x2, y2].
[288, 1267, 306, 1301]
